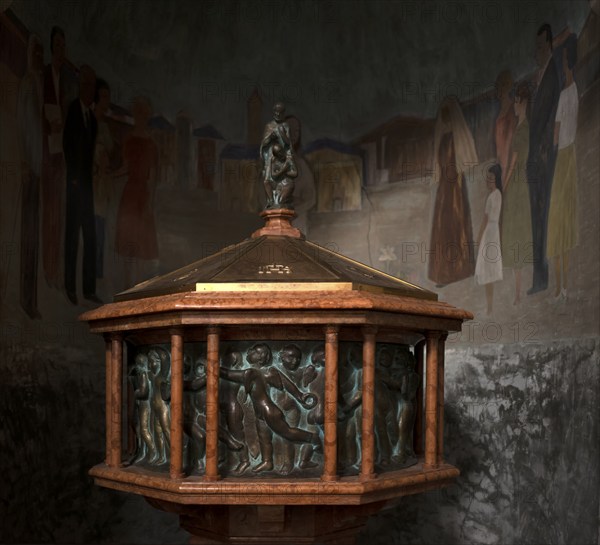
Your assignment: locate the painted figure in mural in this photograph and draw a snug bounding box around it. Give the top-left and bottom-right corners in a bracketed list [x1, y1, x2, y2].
[148, 347, 171, 465]
[502, 82, 533, 305]
[17, 34, 44, 319]
[475, 164, 502, 314]
[494, 69, 517, 178]
[428, 96, 478, 287]
[374, 347, 398, 466]
[92, 78, 113, 284]
[269, 144, 298, 209]
[260, 102, 292, 209]
[115, 96, 159, 290]
[63, 64, 99, 306]
[337, 345, 363, 470]
[526, 23, 561, 295]
[299, 345, 325, 469]
[475, 164, 503, 315]
[272, 344, 304, 474]
[175, 112, 192, 190]
[547, 34, 579, 299]
[220, 343, 319, 473]
[219, 348, 251, 475]
[41, 26, 67, 290]
[285, 115, 316, 235]
[130, 352, 158, 464]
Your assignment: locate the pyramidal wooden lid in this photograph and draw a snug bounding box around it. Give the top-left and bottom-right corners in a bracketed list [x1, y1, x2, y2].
[114, 210, 437, 303]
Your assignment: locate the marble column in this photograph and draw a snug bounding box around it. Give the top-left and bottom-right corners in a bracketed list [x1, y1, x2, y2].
[169, 328, 185, 479]
[109, 333, 123, 468]
[204, 326, 221, 480]
[360, 326, 377, 480]
[322, 325, 340, 481]
[424, 331, 440, 468]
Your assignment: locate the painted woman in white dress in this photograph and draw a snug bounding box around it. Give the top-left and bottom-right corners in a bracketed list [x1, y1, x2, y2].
[475, 164, 503, 315]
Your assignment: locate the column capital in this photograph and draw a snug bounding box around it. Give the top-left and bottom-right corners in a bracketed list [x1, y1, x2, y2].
[361, 325, 378, 336]
[426, 330, 443, 341]
[325, 324, 340, 336]
[206, 325, 221, 335]
[169, 326, 184, 336]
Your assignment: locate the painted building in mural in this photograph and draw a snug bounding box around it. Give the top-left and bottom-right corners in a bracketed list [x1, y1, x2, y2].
[303, 138, 364, 212]
[193, 124, 225, 192]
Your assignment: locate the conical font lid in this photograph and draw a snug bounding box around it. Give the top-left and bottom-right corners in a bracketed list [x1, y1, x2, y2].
[115, 210, 436, 303]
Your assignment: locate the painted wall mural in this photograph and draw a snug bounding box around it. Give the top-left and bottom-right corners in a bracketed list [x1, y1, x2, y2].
[3, 14, 590, 314]
[0, 1, 598, 544]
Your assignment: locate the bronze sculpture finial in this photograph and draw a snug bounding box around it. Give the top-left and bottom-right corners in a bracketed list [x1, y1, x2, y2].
[260, 102, 297, 210]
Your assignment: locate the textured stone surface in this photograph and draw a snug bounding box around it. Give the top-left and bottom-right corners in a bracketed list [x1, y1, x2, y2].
[0, 339, 186, 544]
[361, 339, 600, 545]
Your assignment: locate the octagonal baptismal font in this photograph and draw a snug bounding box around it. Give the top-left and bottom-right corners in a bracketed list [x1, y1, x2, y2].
[81, 106, 472, 544]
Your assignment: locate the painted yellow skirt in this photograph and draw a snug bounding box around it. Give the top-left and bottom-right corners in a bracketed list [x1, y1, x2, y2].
[547, 144, 578, 257]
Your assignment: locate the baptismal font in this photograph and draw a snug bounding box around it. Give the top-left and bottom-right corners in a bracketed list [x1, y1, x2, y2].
[82, 104, 472, 544]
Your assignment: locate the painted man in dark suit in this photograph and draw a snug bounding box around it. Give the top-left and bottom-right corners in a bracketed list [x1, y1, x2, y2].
[41, 26, 67, 289]
[62, 64, 100, 305]
[526, 23, 560, 295]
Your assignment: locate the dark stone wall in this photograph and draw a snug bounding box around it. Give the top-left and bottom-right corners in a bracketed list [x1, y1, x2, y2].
[362, 339, 600, 545]
[0, 334, 187, 544]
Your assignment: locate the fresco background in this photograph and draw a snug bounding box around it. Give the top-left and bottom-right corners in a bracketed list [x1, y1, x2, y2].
[0, 0, 598, 543]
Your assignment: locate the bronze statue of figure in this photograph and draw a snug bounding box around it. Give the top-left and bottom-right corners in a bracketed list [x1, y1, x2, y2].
[219, 348, 251, 475]
[181, 354, 244, 474]
[130, 352, 158, 463]
[393, 348, 419, 463]
[380, 347, 419, 464]
[374, 347, 397, 466]
[260, 102, 296, 210]
[270, 144, 297, 209]
[338, 345, 363, 470]
[148, 347, 172, 465]
[183, 356, 209, 472]
[220, 343, 319, 473]
[273, 344, 304, 474]
[299, 345, 325, 469]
